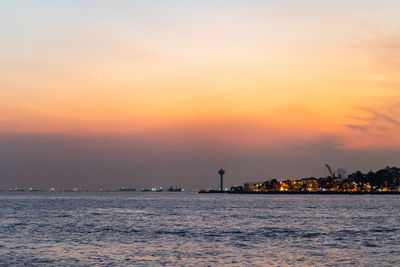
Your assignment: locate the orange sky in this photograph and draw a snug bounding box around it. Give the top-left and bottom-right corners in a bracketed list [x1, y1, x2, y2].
[1, 1, 400, 150]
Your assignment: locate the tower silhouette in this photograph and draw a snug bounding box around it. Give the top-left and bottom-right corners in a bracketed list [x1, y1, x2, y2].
[218, 168, 225, 191]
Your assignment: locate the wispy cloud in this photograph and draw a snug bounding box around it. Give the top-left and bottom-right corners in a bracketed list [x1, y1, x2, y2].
[345, 104, 400, 149]
[355, 106, 400, 126]
[345, 124, 369, 132]
[342, 25, 400, 148]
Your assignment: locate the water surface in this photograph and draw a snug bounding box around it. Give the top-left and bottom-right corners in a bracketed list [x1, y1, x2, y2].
[0, 192, 399, 266]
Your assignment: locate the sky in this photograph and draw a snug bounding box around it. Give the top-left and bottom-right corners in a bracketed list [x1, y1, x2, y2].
[1, 1, 400, 190]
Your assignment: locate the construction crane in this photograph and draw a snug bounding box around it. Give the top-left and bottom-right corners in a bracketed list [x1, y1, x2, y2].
[325, 164, 336, 179]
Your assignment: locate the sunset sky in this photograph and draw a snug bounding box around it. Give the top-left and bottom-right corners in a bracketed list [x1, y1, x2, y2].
[1, 1, 400, 189]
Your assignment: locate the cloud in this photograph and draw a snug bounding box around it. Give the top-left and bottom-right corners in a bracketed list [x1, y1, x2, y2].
[344, 103, 400, 149]
[354, 106, 400, 126]
[342, 27, 400, 148]
[345, 124, 369, 132]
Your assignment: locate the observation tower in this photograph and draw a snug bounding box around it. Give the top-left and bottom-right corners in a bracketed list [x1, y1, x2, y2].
[218, 168, 225, 191]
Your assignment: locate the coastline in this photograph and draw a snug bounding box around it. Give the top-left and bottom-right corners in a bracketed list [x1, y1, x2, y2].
[199, 190, 400, 195]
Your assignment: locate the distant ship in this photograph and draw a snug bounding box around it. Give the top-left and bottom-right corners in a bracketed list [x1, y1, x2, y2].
[9, 187, 25, 192]
[141, 188, 152, 192]
[29, 188, 40, 192]
[141, 187, 163, 192]
[168, 186, 184, 192]
[119, 186, 136, 192]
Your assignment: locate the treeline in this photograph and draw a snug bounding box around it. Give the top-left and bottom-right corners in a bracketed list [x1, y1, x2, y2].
[347, 166, 400, 188]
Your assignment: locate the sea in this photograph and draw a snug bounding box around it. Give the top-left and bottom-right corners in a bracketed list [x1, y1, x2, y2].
[0, 192, 399, 266]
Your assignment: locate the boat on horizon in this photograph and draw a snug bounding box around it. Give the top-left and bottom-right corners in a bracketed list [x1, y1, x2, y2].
[119, 186, 136, 192]
[168, 186, 184, 192]
[9, 187, 25, 192]
[141, 187, 163, 192]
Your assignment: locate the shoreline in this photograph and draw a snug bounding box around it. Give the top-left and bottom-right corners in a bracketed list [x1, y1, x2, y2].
[199, 190, 400, 195]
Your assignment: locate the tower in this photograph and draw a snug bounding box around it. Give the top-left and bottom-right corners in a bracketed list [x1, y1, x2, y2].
[218, 168, 225, 191]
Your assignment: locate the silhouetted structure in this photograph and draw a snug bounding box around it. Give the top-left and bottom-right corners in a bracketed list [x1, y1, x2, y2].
[218, 168, 225, 191]
[325, 163, 336, 179]
[200, 165, 400, 194]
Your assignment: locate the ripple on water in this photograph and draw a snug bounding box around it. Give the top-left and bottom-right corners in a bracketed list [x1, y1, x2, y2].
[0, 192, 399, 266]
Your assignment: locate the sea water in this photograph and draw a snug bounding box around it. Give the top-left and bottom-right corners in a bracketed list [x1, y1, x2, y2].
[0, 192, 399, 266]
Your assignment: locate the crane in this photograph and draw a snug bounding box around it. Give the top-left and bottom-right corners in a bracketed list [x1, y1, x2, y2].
[325, 163, 336, 179]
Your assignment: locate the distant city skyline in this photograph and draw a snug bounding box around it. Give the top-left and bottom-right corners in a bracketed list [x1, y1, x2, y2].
[1, 1, 400, 189]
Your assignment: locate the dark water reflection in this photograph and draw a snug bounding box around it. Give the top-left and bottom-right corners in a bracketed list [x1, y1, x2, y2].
[0, 192, 399, 266]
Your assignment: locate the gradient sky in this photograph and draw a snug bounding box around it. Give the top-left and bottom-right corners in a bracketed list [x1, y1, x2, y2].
[1, 1, 400, 189]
